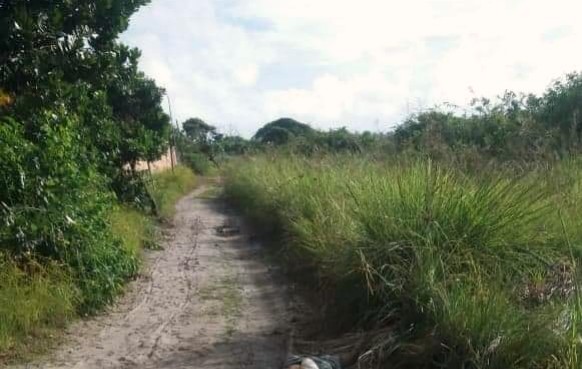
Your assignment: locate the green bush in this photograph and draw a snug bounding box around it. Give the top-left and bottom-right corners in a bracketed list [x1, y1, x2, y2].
[0, 0, 175, 361]
[0, 115, 138, 313]
[182, 152, 215, 175]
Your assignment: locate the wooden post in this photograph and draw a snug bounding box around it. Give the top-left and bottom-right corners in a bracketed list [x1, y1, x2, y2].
[169, 137, 175, 173]
[167, 95, 176, 173]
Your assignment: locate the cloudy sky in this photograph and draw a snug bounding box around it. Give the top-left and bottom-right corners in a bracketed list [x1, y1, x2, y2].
[121, 0, 582, 137]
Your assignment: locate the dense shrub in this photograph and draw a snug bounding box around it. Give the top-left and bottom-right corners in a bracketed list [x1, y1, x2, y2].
[0, 0, 180, 360]
[181, 152, 214, 175]
[0, 114, 139, 312]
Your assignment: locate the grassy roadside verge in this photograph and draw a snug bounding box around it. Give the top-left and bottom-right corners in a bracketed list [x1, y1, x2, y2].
[148, 166, 198, 219]
[0, 258, 77, 361]
[0, 166, 196, 363]
[224, 155, 582, 369]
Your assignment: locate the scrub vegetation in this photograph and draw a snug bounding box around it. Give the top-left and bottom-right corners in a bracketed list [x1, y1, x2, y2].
[224, 155, 582, 369]
[0, 1, 197, 362]
[148, 166, 198, 219]
[220, 74, 582, 368]
[5, 0, 582, 367]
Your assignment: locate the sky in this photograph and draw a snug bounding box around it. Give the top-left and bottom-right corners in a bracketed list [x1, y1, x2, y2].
[121, 0, 582, 138]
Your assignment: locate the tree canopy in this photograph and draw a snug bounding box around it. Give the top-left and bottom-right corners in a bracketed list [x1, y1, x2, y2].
[182, 117, 217, 143]
[0, 0, 170, 176]
[253, 117, 315, 144]
[0, 0, 172, 314]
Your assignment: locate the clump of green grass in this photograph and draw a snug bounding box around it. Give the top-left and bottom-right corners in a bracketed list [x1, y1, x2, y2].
[224, 155, 582, 369]
[148, 166, 197, 219]
[110, 206, 158, 253]
[182, 152, 219, 176]
[0, 256, 77, 361]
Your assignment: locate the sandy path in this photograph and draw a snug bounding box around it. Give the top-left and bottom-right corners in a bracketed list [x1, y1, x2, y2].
[17, 186, 291, 369]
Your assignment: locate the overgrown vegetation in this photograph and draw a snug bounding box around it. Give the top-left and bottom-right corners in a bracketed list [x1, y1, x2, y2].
[0, 257, 77, 358]
[193, 72, 582, 164]
[219, 72, 582, 368]
[147, 166, 197, 219]
[4, 1, 582, 367]
[224, 155, 582, 368]
[0, 0, 190, 361]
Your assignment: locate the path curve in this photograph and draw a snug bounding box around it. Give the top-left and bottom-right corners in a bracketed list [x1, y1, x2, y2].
[17, 186, 291, 369]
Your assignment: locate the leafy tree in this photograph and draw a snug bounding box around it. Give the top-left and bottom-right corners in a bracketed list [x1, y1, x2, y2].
[182, 117, 217, 143]
[0, 0, 149, 94]
[105, 45, 170, 168]
[253, 117, 314, 144]
[0, 0, 169, 313]
[177, 118, 219, 173]
[538, 72, 582, 151]
[215, 135, 252, 155]
[0, 0, 171, 185]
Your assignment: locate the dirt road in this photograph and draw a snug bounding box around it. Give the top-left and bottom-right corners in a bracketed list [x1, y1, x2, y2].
[19, 186, 291, 369]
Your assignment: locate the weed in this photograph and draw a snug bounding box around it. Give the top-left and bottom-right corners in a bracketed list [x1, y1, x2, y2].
[147, 166, 197, 219]
[0, 256, 77, 362]
[110, 206, 158, 255]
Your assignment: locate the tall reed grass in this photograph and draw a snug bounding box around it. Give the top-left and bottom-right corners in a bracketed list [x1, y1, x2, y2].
[224, 155, 582, 368]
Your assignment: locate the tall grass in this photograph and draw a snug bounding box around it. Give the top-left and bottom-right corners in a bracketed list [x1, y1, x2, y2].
[148, 166, 197, 219]
[0, 256, 77, 360]
[110, 206, 157, 254]
[224, 155, 582, 368]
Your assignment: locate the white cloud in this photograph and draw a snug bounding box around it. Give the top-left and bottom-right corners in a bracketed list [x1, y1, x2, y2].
[264, 72, 406, 131]
[122, 0, 582, 137]
[233, 64, 259, 87]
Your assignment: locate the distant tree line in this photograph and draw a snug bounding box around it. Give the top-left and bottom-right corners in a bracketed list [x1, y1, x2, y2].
[179, 71, 582, 170]
[175, 117, 391, 172]
[392, 74, 582, 164]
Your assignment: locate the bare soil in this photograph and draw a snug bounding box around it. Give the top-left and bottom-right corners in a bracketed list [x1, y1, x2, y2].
[16, 186, 292, 369]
